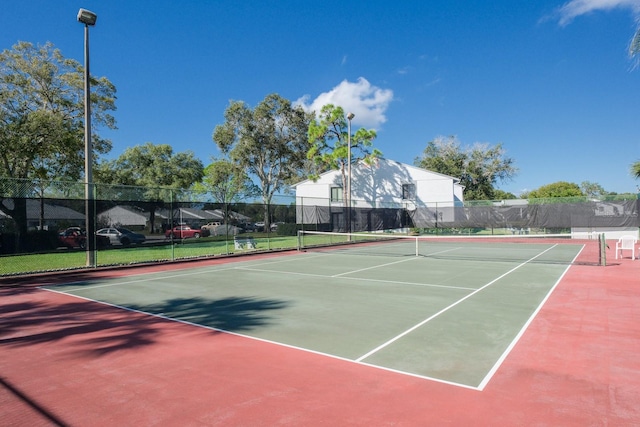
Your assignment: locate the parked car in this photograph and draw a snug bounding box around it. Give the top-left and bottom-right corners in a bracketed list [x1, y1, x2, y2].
[200, 222, 221, 232]
[58, 227, 110, 249]
[270, 222, 284, 231]
[96, 227, 146, 246]
[165, 225, 202, 239]
[240, 222, 258, 232]
[207, 224, 243, 236]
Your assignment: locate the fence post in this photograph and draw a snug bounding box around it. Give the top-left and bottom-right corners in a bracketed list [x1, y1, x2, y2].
[600, 233, 607, 266]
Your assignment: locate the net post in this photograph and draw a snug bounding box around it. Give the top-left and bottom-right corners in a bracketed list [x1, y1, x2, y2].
[415, 235, 419, 256]
[600, 233, 607, 266]
[297, 230, 302, 251]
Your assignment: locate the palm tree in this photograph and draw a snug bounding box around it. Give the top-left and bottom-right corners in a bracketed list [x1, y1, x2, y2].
[631, 25, 640, 67]
[632, 161, 640, 179]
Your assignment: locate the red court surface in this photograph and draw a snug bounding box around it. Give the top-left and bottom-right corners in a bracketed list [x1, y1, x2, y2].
[1, 249, 639, 426]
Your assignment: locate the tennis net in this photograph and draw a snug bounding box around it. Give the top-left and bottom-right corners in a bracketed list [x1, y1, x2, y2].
[297, 230, 606, 265]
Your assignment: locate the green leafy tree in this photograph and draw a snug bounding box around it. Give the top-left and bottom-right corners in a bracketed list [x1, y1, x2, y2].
[193, 158, 259, 223]
[95, 143, 203, 232]
[414, 135, 517, 200]
[307, 104, 380, 208]
[195, 159, 257, 204]
[493, 189, 517, 200]
[525, 181, 584, 199]
[0, 42, 116, 180]
[213, 93, 312, 229]
[579, 181, 607, 199]
[0, 41, 116, 248]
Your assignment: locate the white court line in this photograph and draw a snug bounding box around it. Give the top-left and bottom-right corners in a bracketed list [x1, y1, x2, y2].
[56, 265, 241, 291]
[42, 286, 479, 391]
[355, 244, 559, 363]
[331, 257, 419, 277]
[234, 266, 477, 291]
[475, 244, 584, 390]
[46, 252, 324, 292]
[304, 245, 462, 279]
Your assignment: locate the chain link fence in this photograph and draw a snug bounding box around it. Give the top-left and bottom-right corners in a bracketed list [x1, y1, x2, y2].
[1, 178, 638, 276]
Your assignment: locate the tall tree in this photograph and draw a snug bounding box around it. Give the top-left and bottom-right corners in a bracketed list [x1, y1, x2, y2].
[0, 41, 116, 181]
[95, 142, 203, 232]
[193, 159, 259, 223]
[306, 104, 380, 208]
[195, 159, 257, 205]
[0, 41, 116, 248]
[414, 135, 517, 200]
[213, 93, 311, 228]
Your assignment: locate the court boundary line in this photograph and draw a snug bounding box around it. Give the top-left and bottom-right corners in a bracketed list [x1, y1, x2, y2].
[40, 252, 325, 292]
[354, 244, 560, 365]
[41, 286, 481, 391]
[475, 245, 585, 390]
[38, 242, 574, 391]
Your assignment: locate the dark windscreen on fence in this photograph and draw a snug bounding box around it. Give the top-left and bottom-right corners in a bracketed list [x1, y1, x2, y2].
[1, 178, 638, 275]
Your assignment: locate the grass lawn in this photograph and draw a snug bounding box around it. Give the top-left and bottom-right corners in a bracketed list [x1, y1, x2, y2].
[0, 235, 299, 276]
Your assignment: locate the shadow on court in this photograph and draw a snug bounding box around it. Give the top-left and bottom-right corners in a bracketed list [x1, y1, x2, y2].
[128, 296, 290, 332]
[0, 287, 162, 356]
[0, 288, 288, 358]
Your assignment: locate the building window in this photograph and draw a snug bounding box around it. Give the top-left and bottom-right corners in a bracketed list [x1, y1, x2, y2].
[402, 183, 416, 200]
[330, 186, 343, 202]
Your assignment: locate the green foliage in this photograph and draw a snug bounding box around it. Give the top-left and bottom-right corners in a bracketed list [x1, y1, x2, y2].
[306, 104, 381, 208]
[212, 93, 312, 226]
[525, 181, 584, 199]
[307, 105, 380, 178]
[194, 158, 259, 204]
[492, 189, 517, 200]
[0, 41, 117, 247]
[579, 181, 607, 199]
[95, 142, 203, 196]
[631, 160, 640, 180]
[275, 223, 300, 236]
[414, 135, 517, 200]
[0, 41, 116, 181]
[95, 143, 203, 232]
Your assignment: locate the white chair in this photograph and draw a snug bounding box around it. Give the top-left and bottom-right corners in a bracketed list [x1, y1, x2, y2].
[234, 238, 244, 250]
[615, 235, 638, 260]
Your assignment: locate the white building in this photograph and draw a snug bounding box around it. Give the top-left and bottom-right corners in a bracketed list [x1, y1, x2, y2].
[293, 158, 464, 230]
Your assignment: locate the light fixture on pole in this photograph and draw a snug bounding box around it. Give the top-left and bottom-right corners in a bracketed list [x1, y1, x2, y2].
[77, 8, 97, 266]
[346, 112, 354, 234]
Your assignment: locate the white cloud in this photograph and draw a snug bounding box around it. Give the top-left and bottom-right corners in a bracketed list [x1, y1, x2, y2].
[295, 77, 393, 129]
[555, 0, 640, 26]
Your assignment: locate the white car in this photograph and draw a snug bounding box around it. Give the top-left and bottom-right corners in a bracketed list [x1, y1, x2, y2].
[200, 222, 221, 231]
[96, 227, 146, 246]
[208, 224, 243, 236]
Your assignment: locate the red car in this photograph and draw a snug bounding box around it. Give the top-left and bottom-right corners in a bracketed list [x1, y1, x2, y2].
[165, 225, 202, 239]
[58, 227, 110, 249]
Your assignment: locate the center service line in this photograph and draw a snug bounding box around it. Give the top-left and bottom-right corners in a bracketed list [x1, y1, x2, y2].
[355, 244, 559, 362]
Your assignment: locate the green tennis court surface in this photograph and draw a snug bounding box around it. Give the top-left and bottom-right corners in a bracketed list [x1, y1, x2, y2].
[42, 239, 583, 389]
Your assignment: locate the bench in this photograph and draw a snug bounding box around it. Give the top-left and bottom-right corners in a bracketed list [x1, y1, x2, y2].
[234, 236, 257, 250]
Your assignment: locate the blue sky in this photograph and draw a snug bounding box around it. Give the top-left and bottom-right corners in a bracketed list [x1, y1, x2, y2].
[2, 1, 639, 196]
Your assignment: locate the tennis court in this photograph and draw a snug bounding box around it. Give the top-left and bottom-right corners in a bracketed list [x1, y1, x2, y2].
[2, 234, 639, 425]
[41, 233, 590, 390]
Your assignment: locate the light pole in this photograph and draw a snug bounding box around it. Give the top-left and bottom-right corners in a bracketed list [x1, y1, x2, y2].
[346, 112, 354, 234]
[77, 8, 97, 266]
